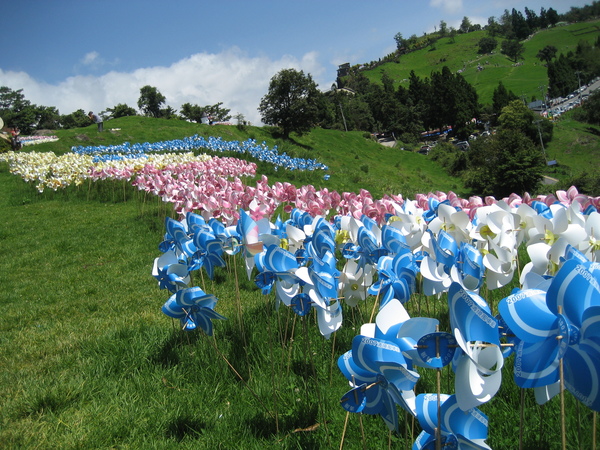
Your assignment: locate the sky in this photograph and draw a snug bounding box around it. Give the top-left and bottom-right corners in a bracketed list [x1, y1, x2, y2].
[0, 0, 592, 125]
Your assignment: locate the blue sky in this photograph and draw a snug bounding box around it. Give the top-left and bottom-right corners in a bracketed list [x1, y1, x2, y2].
[0, 0, 591, 125]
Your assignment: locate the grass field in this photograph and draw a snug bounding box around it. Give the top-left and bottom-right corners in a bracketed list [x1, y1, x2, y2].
[361, 20, 600, 105]
[1, 118, 598, 448]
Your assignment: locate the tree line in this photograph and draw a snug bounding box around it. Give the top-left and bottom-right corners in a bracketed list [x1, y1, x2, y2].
[0, 85, 234, 135]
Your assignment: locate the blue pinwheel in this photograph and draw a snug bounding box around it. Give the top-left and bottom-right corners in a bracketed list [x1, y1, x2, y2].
[368, 250, 417, 307]
[338, 299, 437, 430]
[338, 334, 419, 432]
[413, 394, 491, 449]
[161, 286, 226, 335]
[192, 227, 226, 279]
[448, 282, 503, 411]
[152, 250, 190, 293]
[498, 257, 600, 411]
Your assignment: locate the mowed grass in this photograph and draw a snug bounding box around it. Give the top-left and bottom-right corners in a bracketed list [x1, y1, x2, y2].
[1, 137, 597, 448]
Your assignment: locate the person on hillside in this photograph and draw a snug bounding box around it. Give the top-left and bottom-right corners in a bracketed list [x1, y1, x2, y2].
[88, 111, 103, 132]
[10, 126, 21, 150]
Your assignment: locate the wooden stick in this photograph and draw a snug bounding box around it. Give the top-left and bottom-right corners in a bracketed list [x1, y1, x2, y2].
[519, 388, 524, 450]
[339, 411, 350, 450]
[557, 306, 566, 450]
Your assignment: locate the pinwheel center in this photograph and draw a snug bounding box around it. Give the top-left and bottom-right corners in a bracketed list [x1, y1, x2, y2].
[350, 283, 359, 291]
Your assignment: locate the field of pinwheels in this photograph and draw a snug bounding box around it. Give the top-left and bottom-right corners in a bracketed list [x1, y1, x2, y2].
[1, 120, 599, 449]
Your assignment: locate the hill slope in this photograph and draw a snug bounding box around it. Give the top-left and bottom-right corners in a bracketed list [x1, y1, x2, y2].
[361, 19, 600, 104]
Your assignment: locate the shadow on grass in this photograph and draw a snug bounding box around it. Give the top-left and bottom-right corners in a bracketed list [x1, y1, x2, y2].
[245, 403, 319, 440]
[165, 415, 206, 441]
[585, 125, 600, 137]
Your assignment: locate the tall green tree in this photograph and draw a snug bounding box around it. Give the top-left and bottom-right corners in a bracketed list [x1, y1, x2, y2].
[536, 45, 558, 64]
[258, 68, 319, 139]
[0, 86, 39, 133]
[465, 129, 545, 197]
[492, 81, 518, 120]
[105, 103, 137, 118]
[59, 109, 90, 129]
[460, 16, 472, 33]
[478, 37, 498, 54]
[498, 99, 553, 146]
[501, 39, 525, 62]
[137, 85, 166, 118]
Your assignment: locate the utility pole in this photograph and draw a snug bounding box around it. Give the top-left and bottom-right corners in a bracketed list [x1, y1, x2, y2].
[535, 119, 548, 164]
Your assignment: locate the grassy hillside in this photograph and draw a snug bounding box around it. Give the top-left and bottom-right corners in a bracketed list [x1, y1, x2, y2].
[361, 20, 600, 104]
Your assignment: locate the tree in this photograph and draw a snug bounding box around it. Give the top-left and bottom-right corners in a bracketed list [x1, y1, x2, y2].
[501, 39, 525, 62]
[0, 86, 40, 134]
[577, 89, 600, 125]
[492, 81, 518, 119]
[486, 16, 502, 37]
[180, 102, 232, 123]
[524, 7, 539, 30]
[36, 106, 60, 129]
[394, 32, 405, 52]
[460, 16, 472, 33]
[478, 36, 498, 54]
[105, 103, 137, 118]
[439, 20, 447, 37]
[137, 85, 166, 118]
[180, 103, 204, 123]
[536, 45, 558, 64]
[546, 7, 559, 27]
[258, 68, 319, 139]
[448, 27, 457, 43]
[511, 8, 530, 40]
[547, 54, 578, 98]
[498, 99, 552, 145]
[465, 129, 545, 197]
[59, 109, 90, 129]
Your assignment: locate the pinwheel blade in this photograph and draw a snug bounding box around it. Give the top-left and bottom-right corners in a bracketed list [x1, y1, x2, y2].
[375, 299, 410, 341]
[448, 283, 499, 346]
[316, 300, 343, 338]
[381, 224, 408, 254]
[237, 209, 264, 256]
[441, 395, 490, 445]
[161, 294, 186, 319]
[352, 335, 405, 374]
[454, 349, 502, 411]
[498, 289, 557, 343]
[312, 218, 336, 258]
[564, 340, 600, 412]
[546, 258, 600, 327]
[340, 385, 367, 413]
[337, 350, 378, 385]
[264, 244, 298, 273]
[415, 393, 451, 435]
[513, 340, 559, 388]
[582, 306, 600, 341]
[379, 362, 420, 391]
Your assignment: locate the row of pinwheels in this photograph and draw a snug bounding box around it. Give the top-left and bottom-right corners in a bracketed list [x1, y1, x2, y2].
[0, 150, 250, 192]
[152, 193, 600, 448]
[71, 135, 329, 172]
[19, 135, 59, 146]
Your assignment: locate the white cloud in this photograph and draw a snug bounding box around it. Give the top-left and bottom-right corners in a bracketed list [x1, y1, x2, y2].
[0, 47, 328, 126]
[82, 51, 100, 65]
[429, 0, 464, 14]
